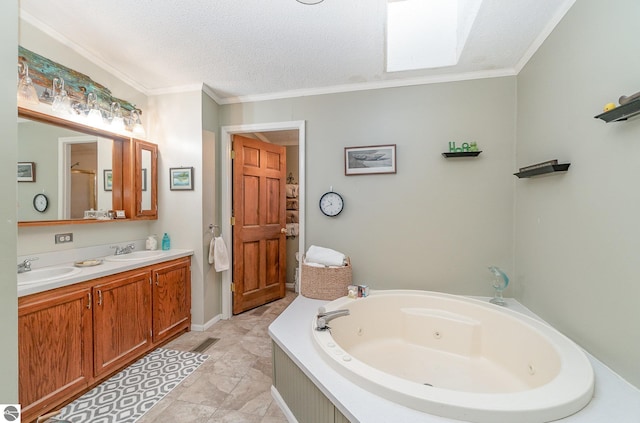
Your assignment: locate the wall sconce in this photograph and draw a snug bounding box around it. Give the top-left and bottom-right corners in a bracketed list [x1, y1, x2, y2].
[130, 109, 145, 137]
[85, 92, 104, 127]
[17, 63, 40, 106]
[109, 102, 125, 132]
[51, 77, 72, 115]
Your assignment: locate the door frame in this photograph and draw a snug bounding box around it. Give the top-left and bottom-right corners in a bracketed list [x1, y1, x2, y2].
[221, 121, 305, 319]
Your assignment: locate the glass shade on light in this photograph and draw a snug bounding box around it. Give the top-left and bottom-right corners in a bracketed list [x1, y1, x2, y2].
[85, 93, 104, 127]
[17, 64, 39, 106]
[87, 109, 104, 127]
[131, 110, 145, 136]
[110, 102, 126, 132]
[51, 77, 73, 116]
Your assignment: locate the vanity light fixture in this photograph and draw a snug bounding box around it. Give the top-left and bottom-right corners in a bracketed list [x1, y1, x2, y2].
[109, 102, 126, 132]
[130, 109, 145, 137]
[17, 63, 40, 106]
[295, 0, 324, 4]
[85, 92, 104, 127]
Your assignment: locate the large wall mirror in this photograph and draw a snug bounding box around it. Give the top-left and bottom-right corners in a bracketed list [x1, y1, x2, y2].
[18, 108, 130, 226]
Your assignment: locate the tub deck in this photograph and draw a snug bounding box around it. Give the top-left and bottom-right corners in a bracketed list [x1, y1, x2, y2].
[269, 295, 640, 423]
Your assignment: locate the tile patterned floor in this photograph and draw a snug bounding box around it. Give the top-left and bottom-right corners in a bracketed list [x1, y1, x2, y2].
[137, 290, 297, 423]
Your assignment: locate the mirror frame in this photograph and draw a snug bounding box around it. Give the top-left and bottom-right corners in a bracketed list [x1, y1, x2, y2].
[132, 139, 158, 219]
[18, 107, 133, 227]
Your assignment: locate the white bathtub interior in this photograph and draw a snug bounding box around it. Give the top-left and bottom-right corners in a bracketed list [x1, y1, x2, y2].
[312, 290, 594, 423]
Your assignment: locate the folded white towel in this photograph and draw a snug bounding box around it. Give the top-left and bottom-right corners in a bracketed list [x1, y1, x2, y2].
[304, 245, 346, 267]
[209, 236, 230, 272]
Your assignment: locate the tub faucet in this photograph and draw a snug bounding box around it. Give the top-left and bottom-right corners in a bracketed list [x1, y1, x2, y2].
[112, 243, 135, 255]
[316, 306, 350, 331]
[17, 257, 38, 273]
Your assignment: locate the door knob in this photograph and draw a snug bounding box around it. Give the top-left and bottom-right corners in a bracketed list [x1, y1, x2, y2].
[281, 227, 287, 234]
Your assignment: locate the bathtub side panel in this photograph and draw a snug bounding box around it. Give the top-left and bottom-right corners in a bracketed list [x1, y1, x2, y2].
[273, 341, 345, 423]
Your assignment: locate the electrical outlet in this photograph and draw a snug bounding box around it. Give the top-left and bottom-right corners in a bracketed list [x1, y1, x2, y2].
[55, 233, 73, 244]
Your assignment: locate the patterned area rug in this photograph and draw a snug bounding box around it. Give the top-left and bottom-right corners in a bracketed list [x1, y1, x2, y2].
[55, 348, 208, 423]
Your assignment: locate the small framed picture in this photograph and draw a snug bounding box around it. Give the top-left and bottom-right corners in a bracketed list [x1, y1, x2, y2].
[18, 162, 35, 182]
[104, 169, 113, 191]
[345, 144, 396, 175]
[170, 167, 194, 190]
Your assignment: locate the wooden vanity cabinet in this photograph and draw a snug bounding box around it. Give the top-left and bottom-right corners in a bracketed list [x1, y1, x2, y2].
[18, 256, 191, 423]
[92, 270, 152, 377]
[152, 257, 191, 343]
[18, 285, 93, 423]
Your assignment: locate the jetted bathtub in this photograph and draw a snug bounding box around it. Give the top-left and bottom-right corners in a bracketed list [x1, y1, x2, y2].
[312, 290, 594, 423]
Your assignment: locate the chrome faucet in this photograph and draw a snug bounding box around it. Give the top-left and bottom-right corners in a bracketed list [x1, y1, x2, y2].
[112, 243, 135, 255]
[316, 306, 350, 331]
[17, 257, 38, 273]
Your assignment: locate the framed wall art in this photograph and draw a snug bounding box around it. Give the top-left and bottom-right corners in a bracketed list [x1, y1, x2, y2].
[345, 144, 396, 175]
[17, 162, 35, 182]
[103, 169, 113, 191]
[170, 167, 194, 190]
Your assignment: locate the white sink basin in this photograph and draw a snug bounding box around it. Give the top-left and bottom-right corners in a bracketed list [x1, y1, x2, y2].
[104, 250, 166, 262]
[18, 266, 82, 285]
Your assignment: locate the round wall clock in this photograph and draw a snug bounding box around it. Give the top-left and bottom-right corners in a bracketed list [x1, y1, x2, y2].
[33, 193, 49, 213]
[319, 191, 344, 217]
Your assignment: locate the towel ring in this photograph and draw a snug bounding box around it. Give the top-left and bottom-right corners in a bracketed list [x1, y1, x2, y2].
[207, 224, 220, 238]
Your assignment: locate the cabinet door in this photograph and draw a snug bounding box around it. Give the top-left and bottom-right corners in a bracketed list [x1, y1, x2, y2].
[18, 287, 93, 422]
[152, 257, 191, 343]
[93, 270, 152, 377]
[133, 139, 158, 219]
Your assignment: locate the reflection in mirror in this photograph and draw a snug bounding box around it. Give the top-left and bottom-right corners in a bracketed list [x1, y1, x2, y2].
[141, 148, 151, 211]
[18, 118, 114, 222]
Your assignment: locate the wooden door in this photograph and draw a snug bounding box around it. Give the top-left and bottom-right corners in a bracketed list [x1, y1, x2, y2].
[152, 257, 191, 343]
[233, 135, 287, 314]
[18, 287, 93, 423]
[93, 270, 151, 377]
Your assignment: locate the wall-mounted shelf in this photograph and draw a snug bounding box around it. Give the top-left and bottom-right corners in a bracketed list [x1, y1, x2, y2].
[514, 163, 570, 178]
[442, 151, 482, 158]
[595, 99, 640, 122]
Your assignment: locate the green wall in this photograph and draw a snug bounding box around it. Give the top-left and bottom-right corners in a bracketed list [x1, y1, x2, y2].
[222, 77, 517, 297]
[0, 0, 18, 402]
[516, 0, 640, 387]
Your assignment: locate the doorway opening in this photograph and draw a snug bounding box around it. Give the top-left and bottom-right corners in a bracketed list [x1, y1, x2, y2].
[221, 121, 305, 319]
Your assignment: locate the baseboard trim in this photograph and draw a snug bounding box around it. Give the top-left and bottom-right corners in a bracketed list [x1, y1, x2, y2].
[190, 313, 223, 332]
[271, 385, 299, 423]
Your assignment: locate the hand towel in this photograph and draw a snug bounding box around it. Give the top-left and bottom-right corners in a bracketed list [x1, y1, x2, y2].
[209, 236, 230, 272]
[304, 245, 346, 267]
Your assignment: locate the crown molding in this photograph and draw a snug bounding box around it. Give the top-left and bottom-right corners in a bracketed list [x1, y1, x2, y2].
[217, 68, 517, 105]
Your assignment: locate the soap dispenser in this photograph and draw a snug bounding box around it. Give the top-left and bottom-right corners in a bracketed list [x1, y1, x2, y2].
[161, 233, 171, 250]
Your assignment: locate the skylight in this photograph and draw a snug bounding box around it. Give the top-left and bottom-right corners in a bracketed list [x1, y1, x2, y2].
[386, 0, 482, 72]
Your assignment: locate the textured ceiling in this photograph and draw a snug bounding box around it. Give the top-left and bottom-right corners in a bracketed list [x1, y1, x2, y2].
[19, 0, 575, 104]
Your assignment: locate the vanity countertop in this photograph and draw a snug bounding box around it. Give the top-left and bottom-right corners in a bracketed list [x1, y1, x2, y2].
[18, 248, 193, 297]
